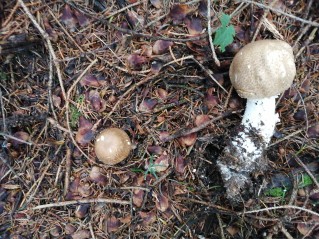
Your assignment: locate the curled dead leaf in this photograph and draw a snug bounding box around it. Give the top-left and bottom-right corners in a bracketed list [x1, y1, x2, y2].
[159, 131, 170, 142]
[127, 10, 144, 29]
[204, 90, 219, 109]
[11, 131, 29, 147]
[154, 193, 169, 212]
[71, 229, 90, 239]
[155, 88, 168, 101]
[133, 189, 144, 207]
[147, 145, 163, 155]
[75, 204, 90, 218]
[139, 98, 158, 112]
[150, 0, 162, 8]
[293, 110, 306, 121]
[178, 132, 197, 147]
[307, 124, 319, 138]
[74, 9, 89, 27]
[153, 154, 170, 172]
[195, 114, 210, 127]
[78, 183, 92, 197]
[175, 155, 186, 174]
[75, 117, 94, 145]
[87, 90, 106, 112]
[65, 224, 76, 235]
[127, 54, 147, 70]
[185, 17, 203, 36]
[151, 60, 164, 73]
[52, 94, 61, 108]
[60, 4, 77, 30]
[106, 216, 121, 233]
[80, 74, 102, 87]
[153, 40, 173, 55]
[169, 4, 191, 23]
[89, 166, 107, 186]
[43, 18, 58, 42]
[139, 211, 157, 226]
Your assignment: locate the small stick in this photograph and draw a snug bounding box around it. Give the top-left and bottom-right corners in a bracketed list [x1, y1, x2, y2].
[241, 205, 319, 218]
[251, 0, 278, 41]
[106, 1, 142, 19]
[0, 132, 33, 146]
[0, 89, 7, 132]
[294, 155, 319, 189]
[239, 0, 319, 27]
[191, 57, 228, 93]
[178, 197, 235, 214]
[47, 53, 58, 121]
[31, 198, 130, 210]
[64, 147, 72, 196]
[207, 0, 220, 66]
[216, 213, 226, 239]
[162, 111, 236, 142]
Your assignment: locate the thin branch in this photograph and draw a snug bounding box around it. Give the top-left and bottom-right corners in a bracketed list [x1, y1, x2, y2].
[0, 89, 7, 133]
[207, 0, 220, 66]
[294, 155, 319, 189]
[162, 111, 237, 142]
[241, 205, 319, 218]
[64, 147, 72, 196]
[0, 132, 33, 146]
[251, 0, 279, 41]
[31, 198, 131, 210]
[106, 1, 142, 19]
[191, 57, 228, 93]
[239, 0, 319, 27]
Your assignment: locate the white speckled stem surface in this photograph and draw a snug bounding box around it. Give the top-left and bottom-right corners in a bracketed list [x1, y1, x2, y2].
[217, 96, 279, 202]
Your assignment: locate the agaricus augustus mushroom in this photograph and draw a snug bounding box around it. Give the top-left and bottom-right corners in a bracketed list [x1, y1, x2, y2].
[94, 128, 132, 165]
[217, 40, 296, 201]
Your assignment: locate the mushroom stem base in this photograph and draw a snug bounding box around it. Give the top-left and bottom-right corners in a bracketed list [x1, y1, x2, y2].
[217, 96, 279, 202]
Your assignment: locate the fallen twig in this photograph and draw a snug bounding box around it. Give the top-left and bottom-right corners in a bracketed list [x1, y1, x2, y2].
[31, 198, 131, 210]
[241, 205, 319, 218]
[239, 0, 319, 27]
[207, 0, 220, 66]
[162, 111, 237, 142]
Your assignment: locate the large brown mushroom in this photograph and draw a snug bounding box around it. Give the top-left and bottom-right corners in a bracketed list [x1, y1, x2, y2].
[94, 128, 132, 165]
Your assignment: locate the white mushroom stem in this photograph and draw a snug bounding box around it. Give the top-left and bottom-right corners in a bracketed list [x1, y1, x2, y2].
[242, 96, 279, 147]
[217, 96, 280, 200]
[230, 96, 279, 170]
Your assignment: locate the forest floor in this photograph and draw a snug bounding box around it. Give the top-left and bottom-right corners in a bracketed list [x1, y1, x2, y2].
[0, 0, 319, 238]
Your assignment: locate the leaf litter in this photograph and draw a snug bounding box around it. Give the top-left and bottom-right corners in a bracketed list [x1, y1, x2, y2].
[0, 0, 318, 238]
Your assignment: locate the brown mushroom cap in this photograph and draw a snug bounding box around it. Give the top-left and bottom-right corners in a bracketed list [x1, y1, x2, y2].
[229, 39, 296, 99]
[94, 128, 131, 165]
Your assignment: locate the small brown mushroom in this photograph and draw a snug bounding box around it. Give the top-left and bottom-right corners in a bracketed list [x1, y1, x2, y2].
[94, 128, 132, 165]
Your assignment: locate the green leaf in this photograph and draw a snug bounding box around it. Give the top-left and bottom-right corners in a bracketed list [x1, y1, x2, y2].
[264, 187, 286, 197]
[220, 13, 231, 27]
[213, 13, 235, 52]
